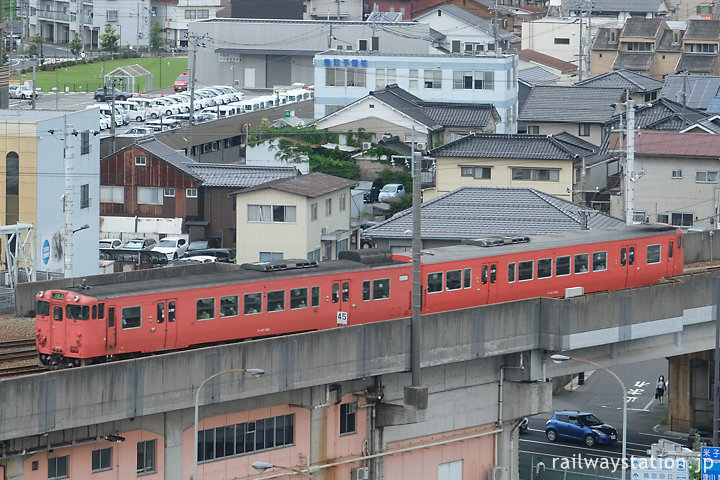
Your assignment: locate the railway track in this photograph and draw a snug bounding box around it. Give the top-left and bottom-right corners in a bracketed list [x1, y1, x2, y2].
[0, 364, 44, 379]
[0, 339, 37, 362]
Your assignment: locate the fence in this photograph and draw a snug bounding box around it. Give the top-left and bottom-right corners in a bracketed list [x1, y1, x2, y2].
[520, 453, 623, 480]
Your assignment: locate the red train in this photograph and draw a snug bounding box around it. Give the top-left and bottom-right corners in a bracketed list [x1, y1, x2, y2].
[35, 224, 684, 367]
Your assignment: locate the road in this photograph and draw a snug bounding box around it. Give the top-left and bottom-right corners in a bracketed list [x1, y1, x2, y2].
[520, 358, 685, 472]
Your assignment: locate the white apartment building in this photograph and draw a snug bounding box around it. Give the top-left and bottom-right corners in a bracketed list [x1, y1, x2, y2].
[521, 16, 618, 64]
[313, 52, 519, 133]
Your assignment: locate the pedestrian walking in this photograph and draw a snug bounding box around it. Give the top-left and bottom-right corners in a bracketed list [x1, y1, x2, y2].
[655, 375, 667, 405]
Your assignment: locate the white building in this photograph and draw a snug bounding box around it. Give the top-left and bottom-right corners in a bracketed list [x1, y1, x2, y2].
[313, 52, 519, 133]
[521, 16, 618, 64]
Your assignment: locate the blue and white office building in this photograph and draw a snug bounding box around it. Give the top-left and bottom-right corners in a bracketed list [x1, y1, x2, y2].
[313, 52, 519, 133]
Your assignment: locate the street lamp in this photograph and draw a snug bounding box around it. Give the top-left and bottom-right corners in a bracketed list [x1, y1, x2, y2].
[551, 354, 627, 480]
[252, 461, 315, 478]
[194, 368, 265, 480]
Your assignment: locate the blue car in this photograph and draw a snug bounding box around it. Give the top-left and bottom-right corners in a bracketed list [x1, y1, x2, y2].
[545, 411, 618, 447]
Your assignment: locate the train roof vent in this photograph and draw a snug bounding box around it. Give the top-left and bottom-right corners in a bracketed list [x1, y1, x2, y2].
[338, 249, 394, 264]
[241, 258, 318, 272]
[462, 235, 531, 247]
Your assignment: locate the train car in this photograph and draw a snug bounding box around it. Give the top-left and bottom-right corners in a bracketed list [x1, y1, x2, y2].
[34, 224, 683, 367]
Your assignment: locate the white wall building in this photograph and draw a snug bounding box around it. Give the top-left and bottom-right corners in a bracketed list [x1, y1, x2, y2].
[521, 16, 618, 64]
[313, 52, 519, 133]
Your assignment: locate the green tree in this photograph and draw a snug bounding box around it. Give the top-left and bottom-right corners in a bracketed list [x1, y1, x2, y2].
[149, 22, 165, 53]
[68, 34, 83, 57]
[99, 23, 120, 53]
[24, 42, 38, 58]
[32, 34, 43, 58]
[688, 432, 702, 480]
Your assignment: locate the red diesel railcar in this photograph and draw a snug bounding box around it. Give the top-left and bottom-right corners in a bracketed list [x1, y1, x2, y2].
[35, 224, 684, 367]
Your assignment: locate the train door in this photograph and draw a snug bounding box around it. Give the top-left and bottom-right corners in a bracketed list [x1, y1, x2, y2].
[50, 304, 66, 349]
[106, 307, 117, 351]
[478, 263, 498, 305]
[620, 245, 636, 287]
[332, 280, 351, 326]
[155, 300, 178, 350]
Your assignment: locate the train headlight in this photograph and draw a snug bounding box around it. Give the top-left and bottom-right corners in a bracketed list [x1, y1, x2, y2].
[37, 291, 44, 298]
[73, 295, 80, 302]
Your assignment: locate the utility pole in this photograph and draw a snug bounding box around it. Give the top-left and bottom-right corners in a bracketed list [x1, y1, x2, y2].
[136, 2, 140, 51]
[625, 99, 636, 225]
[586, 5, 592, 76]
[186, 33, 207, 156]
[336, 0, 341, 19]
[64, 119, 75, 279]
[31, 56, 36, 110]
[578, 16, 584, 81]
[110, 78, 117, 154]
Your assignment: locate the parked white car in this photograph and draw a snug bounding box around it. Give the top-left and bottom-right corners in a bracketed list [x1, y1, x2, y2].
[152, 236, 189, 259]
[9, 84, 38, 99]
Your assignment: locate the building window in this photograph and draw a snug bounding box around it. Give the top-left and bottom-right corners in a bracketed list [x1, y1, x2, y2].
[91, 447, 112, 473]
[690, 43, 716, 53]
[439, 460, 463, 480]
[340, 402, 357, 434]
[198, 414, 294, 463]
[80, 184, 90, 209]
[339, 194, 346, 211]
[325, 198, 332, 216]
[376, 68, 396, 89]
[137, 187, 162, 205]
[248, 205, 297, 222]
[184, 9, 196, 19]
[644, 91, 657, 102]
[633, 211, 646, 223]
[81, 131, 90, 154]
[672, 169, 682, 179]
[48, 456, 68, 479]
[527, 125, 540, 134]
[658, 214, 669, 223]
[308, 249, 320, 262]
[626, 42, 652, 51]
[460, 166, 491, 179]
[100, 186, 124, 203]
[186, 188, 198, 198]
[137, 439, 156, 475]
[512, 168, 560, 181]
[358, 39, 367, 50]
[135, 155, 147, 166]
[197, 9, 209, 18]
[451, 40, 461, 52]
[578, 123, 590, 136]
[671, 213, 693, 226]
[452, 71, 494, 90]
[696, 171, 718, 183]
[326, 67, 367, 87]
[424, 70, 442, 89]
[371, 36, 379, 50]
[106, 9, 118, 21]
[409, 69, 418, 89]
[554, 37, 570, 44]
[6, 151, 19, 225]
[164, 188, 175, 197]
[311, 202, 318, 221]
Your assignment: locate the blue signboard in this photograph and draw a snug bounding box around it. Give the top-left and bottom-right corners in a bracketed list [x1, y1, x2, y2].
[42, 239, 50, 265]
[702, 446, 720, 480]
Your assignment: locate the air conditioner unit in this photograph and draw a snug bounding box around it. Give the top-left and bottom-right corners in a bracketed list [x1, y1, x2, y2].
[415, 142, 426, 151]
[489, 467, 508, 480]
[352, 467, 369, 480]
[362, 141, 372, 149]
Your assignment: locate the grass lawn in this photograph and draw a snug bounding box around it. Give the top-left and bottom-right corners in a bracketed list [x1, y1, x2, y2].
[14, 56, 188, 94]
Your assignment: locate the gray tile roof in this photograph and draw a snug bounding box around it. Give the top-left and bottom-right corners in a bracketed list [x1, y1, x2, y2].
[364, 186, 625, 240]
[132, 137, 201, 179]
[574, 69, 663, 93]
[660, 74, 720, 109]
[620, 17, 664, 38]
[677, 54, 717, 74]
[681, 116, 720, 133]
[592, 28, 617, 50]
[683, 19, 720, 40]
[656, 30, 683, 52]
[612, 52, 655, 71]
[186, 164, 300, 188]
[518, 86, 624, 123]
[518, 66, 560, 86]
[566, 0, 664, 14]
[234, 172, 357, 198]
[429, 133, 590, 160]
[370, 85, 438, 128]
[422, 4, 515, 41]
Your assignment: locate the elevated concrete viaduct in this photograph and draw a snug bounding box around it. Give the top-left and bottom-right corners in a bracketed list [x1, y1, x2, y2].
[2, 268, 719, 479]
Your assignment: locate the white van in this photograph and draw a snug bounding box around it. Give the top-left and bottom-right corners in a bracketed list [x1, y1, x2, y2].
[234, 99, 261, 113]
[145, 117, 180, 132]
[86, 105, 124, 127]
[128, 98, 160, 119]
[115, 100, 145, 122]
[256, 95, 276, 109]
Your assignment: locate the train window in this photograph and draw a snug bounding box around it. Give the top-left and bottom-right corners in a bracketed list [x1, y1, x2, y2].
[518, 261, 533, 281]
[621, 248, 627, 266]
[343, 282, 350, 302]
[54, 306, 63, 322]
[373, 279, 390, 299]
[592, 252, 607, 271]
[574, 254, 589, 273]
[221, 295, 239, 317]
[98, 303, 104, 319]
[464, 268, 472, 288]
[556, 256, 570, 276]
[244, 293, 262, 314]
[481, 266, 488, 285]
[332, 284, 340, 303]
[311, 287, 320, 307]
[92, 305, 97, 319]
[121, 306, 141, 329]
[268, 290, 285, 312]
[447, 270, 462, 290]
[290, 288, 308, 309]
[37, 300, 50, 317]
[168, 302, 176, 322]
[157, 303, 165, 323]
[629, 247, 635, 265]
[490, 265, 496, 284]
[647, 244, 661, 264]
[508, 263, 516, 283]
[669, 241, 674, 258]
[66, 304, 90, 320]
[537, 258, 552, 279]
[108, 308, 115, 327]
[196, 298, 215, 320]
[363, 281, 371, 301]
[678, 236, 683, 249]
[427, 273, 443, 293]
